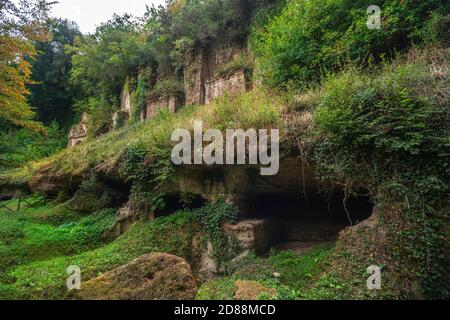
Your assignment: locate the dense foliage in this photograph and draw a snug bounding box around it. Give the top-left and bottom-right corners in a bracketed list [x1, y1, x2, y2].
[0, 121, 65, 171]
[70, 14, 152, 135]
[253, 0, 449, 88]
[310, 47, 449, 298]
[0, 0, 51, 133]
[29, 19, 82, 128]
[0, 0, 449, 301]
[68, 0, 277, 137]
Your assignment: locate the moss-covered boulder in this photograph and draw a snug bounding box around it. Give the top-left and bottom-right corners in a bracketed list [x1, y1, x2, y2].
[72, 253, 198, 300]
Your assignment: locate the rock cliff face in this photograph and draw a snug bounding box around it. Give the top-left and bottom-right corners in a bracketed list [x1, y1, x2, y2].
[120, 83, 133, 116]
[79, 40, 251, 135]
[184, 46, 208, 106]
[112, 83, 133, 129]
[162, 157, 318, 205]
[205, 69, 247, 105]
[184, 41, 249, 106]
[67, 113, 89, 147]
[143, 96, 181, 120]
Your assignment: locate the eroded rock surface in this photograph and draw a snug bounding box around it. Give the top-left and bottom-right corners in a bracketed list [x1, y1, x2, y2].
[73, 253, 198, 300]
[205, 69, 247, 105]
[144, 96, 181, 119]
[184, 40, 248, 106]
[113, 202, 155, 236]
[68, 113, 88, 147]
[224, 219, 283, 255]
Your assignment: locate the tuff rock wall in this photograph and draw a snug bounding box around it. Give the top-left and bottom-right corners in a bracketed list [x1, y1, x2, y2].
[184, 41, 249, 106]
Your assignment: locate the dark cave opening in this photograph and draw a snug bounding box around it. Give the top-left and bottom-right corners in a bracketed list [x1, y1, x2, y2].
[152, 190, 374, 255]
[236, 191, 374, 253]
[241, 191, 373, 223]
[156, 194, 207, 217]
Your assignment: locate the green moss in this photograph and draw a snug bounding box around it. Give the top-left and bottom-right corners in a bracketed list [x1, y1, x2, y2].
[0, 210, 202, 300]
[268, 246, 333, 293]
[196, 277, 236, 300]
[196, 245, 334, 300]
[0, 202, 116, 281]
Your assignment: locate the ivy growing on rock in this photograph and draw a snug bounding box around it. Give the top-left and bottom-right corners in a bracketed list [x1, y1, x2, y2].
[309, 47, 449, 298]
[122, 140, 175, 215]
[195, 201, 239, 268]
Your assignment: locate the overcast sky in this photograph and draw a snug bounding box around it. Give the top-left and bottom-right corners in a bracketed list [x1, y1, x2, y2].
[50, 0, 166, 33]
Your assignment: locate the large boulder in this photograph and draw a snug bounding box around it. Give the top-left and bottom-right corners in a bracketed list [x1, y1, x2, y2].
[73, 253, 198, 300]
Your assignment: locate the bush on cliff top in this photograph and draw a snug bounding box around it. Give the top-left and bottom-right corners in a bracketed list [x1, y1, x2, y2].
[253, 0, 449, 88]
[309, 46, 449, 299]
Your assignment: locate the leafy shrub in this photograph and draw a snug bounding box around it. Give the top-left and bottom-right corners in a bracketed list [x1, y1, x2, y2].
[253, 0, 449, 88]
[151, 78, 184, 100]
[310, 48, 450, 298]
[0, 122, 66, 171]
[83, 96, 114, 137]
[171, 0, 254, 47]
[123, 141, 174, 187]
[123, 139, 175, 217]
[420, 11, 450, 45]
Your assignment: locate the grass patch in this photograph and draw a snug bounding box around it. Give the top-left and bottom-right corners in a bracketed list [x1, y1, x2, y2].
[0, 210, 203, 300]
[0, 201, 116, 282]
[196, 244, 334, 300]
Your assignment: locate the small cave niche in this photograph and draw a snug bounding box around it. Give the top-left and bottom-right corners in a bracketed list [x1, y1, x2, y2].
[156, 194, 207, 217]
[235, 191, 374, 254]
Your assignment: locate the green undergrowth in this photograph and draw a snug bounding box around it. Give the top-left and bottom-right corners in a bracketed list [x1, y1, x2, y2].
[195, 201, 238, 268]
[0, 209, 202, 300]
[0, 200, 116, 282]
[196, 245, 334, 300]
[308, 46, 450, 299]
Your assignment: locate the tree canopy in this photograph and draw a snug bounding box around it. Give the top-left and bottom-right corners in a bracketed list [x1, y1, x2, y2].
[0, 0, 52, 133]
[29, 18, 82, 128]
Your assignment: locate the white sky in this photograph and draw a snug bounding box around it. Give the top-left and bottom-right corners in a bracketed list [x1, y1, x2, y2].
[50, 0, 166, 33]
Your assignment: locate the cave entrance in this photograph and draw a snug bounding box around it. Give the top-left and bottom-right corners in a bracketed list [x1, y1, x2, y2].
[236, 191, 374, 255]
[156, 194, 207, 217]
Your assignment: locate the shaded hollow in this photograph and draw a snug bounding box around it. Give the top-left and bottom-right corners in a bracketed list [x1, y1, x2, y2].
[156, 194, 207, 217]
[231, 191, 374, 254]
